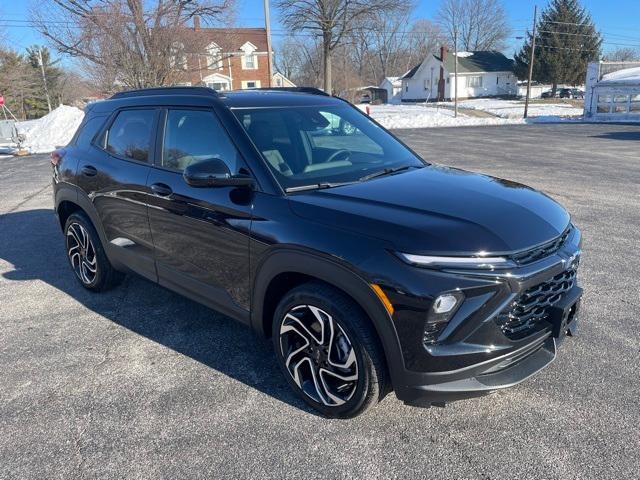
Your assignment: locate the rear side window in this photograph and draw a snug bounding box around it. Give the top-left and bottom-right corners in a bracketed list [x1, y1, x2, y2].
[76, 116, 106, 149]
[105, 109, 155, 162]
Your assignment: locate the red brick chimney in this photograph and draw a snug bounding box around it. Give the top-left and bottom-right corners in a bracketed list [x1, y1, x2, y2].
[438, 46, 447, 101]
[193, 15, 201, 30]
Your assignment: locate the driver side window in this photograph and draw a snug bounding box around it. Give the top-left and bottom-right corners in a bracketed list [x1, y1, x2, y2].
[162, 109, 239, 173]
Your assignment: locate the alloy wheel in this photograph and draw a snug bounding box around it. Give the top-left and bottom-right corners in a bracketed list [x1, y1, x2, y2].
[279, 305, 359, 406]
[66, 222, 98, 285]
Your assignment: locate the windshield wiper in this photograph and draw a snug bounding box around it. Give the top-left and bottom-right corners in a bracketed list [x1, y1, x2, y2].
[285, 182, 355, 193]
[359, 165, 421, 182]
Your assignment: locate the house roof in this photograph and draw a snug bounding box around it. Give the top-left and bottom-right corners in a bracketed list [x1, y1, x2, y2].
[196, 28, 269, 52]
[400, 64, 421, 80]
[437, 51, 514, 73]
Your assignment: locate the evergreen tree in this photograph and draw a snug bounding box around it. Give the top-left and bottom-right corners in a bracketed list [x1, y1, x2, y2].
[26, 46, 63, 117]
[514, 0, 602, 94]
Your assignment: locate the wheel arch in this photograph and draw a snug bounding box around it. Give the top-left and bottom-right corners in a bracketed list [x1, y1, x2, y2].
[251, 249, 406, 384]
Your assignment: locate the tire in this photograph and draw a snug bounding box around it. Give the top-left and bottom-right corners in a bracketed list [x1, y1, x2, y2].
[272, 282, 388, 418]
[64, 212, 123, 291]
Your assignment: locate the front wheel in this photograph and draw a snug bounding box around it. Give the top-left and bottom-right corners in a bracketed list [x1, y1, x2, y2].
[272, 282, 388, 418]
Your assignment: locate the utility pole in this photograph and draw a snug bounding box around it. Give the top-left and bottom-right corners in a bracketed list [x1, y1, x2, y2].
[37, 47, 52, 113]
[453, 28, 458, 118]
[524, 5, 537, 119]
[264, 0, 274, 87]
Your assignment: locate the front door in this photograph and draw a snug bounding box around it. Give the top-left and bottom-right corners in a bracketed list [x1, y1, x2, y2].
[146, 108, 253, 319]
[76, 108, 158, 281]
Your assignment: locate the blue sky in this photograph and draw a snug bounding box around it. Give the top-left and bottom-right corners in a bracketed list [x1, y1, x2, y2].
[2, 0, 640, 61]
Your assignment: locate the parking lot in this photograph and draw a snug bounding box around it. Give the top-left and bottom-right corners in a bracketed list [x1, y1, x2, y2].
[1, 123, 639, 479]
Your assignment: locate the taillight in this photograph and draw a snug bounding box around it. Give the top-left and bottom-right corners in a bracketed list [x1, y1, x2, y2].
[50, 149, 65, 166]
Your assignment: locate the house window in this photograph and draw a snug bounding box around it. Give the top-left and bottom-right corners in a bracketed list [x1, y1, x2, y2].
[424, 79, 429, 90]
[207, 43, 222, 69]
[405, 83, 408, 92]
[242, 80, 261, 89]
[630, 94, 640, 112]
[275, 77, 282, 87]
[466, 76, 482, 88]
[206, 82, 228, 91]
[243, 53, 257, 70]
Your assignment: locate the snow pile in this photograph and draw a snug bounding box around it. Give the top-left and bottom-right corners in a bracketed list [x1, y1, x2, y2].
[449, 98, 583, 119]
[360, 104, 525, 129]
[17, 105, 85, 154]
[601, 66, 640, 84]
[454, 51, 474, 58]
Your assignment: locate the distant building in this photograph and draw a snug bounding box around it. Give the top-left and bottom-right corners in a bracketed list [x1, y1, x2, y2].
[379, 77, 402, 103]
[584, 61, 640, 120]
[174, 19, 293, 91]
[400, 48, 517, 102]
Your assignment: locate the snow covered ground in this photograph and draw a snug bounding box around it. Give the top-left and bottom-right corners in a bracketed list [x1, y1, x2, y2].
[360, 99, 583, 129]
[16, 105, 85, 154]
[442, 98, 583, 119]
[360, 104, 524, 129]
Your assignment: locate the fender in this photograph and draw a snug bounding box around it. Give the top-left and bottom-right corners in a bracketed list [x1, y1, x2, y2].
[251, 248, 407, 388]
[54, 185, 128, 273]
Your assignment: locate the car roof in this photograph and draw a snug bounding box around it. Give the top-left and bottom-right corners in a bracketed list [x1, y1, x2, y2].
[219, 89, 343, 108]
[88, 87, 344, 114]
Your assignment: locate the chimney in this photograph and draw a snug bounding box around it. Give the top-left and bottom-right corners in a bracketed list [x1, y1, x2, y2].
[440, 45, 447, 62]
[193, 15, 201, 30]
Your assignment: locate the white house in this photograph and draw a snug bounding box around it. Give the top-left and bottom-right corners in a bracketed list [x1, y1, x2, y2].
[400, 48, 517, 102]
[584, 62, 640, 120]
[379, 77, 402, 103]
[272, 72, 296, 88]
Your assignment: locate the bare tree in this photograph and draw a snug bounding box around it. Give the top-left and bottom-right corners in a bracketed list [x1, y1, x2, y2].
[275, 0, 398, 93]
[32, 0, 235, 90]
[603, 47, 640, 62]
[437, 0, 509, 51]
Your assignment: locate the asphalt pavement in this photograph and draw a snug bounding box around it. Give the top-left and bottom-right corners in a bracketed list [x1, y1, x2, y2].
[1, 123, 638, 479]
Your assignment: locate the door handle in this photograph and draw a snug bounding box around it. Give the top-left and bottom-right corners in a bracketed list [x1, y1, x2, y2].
[81, 165, 98, 177]
[150, 183, 173, 197]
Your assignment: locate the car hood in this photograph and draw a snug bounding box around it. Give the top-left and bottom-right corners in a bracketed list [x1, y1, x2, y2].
[288, 166, 570, 255]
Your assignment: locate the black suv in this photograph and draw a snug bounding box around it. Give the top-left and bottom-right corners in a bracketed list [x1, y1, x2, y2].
[52, 87, 582, 418]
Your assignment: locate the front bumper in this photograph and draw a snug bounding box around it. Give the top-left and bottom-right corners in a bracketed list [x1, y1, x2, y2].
[363, 227, 583, 406]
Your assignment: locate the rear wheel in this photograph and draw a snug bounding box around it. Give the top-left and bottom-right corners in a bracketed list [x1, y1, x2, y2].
[64, 212, 123, 291]
[272, 282, 387, 418]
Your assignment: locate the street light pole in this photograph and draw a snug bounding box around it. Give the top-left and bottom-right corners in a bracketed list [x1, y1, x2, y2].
[524, 5, 538, 119]
[264, 0, 274, 87]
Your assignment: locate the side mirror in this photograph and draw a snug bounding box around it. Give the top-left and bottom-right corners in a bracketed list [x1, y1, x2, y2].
[183, 158, 254, 188]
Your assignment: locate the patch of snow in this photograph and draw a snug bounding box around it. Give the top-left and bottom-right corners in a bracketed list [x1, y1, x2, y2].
[601, 66, 640, 84]
[454, 51, 474, 57]
[16, 105, 85, 154]
[358, 104, 526, 129]
[358, 102, 584, 129]
[442, 98, 583, 119]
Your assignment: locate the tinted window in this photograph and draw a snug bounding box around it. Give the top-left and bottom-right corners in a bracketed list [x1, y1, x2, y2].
[76, 116, 106, 149]
[162, 109, 239, 172]
[106, 109, 155, 162]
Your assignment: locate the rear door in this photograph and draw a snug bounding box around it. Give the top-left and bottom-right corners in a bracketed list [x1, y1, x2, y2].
[145, 107, 253, 319]
[77, 108, 158, 281]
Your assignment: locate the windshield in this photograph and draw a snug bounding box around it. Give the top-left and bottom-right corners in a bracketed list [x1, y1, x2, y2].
[233, 104, 426, 191]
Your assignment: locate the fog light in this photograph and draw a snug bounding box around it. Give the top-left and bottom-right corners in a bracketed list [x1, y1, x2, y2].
[433, 294, 460, 314]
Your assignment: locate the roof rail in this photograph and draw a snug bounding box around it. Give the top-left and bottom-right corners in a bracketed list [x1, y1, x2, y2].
[110, 86, 219, 100]
[251, 87, 330, 96]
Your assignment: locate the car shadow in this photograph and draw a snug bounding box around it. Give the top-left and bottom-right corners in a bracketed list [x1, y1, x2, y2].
[590, 130, 640, 141]
[0, 207, 318, 416]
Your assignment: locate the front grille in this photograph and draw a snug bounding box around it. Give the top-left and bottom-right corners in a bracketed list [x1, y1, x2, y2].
[510, 227, 571, 265]
[495, 268, 577, 339]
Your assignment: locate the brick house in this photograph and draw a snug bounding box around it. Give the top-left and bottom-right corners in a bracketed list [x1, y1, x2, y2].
[174, 18, 293, 91]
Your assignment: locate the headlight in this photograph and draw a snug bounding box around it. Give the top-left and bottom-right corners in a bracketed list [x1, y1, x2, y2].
[397, 252, 515, 270]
